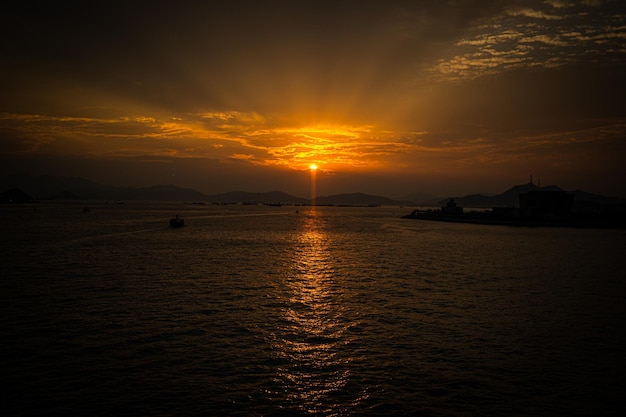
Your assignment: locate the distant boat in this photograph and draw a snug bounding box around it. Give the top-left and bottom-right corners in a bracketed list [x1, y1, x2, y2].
[169, 215, 185, 227]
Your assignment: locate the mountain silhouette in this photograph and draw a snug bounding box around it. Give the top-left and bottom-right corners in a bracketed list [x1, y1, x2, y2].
[437, 181, 624, 212]
[315, 192, 401, 206]
[207, 191, 309, 205]
[1, 174, 622, 208]
[0, 174, 207, 201]
[0, 188, 34, 203]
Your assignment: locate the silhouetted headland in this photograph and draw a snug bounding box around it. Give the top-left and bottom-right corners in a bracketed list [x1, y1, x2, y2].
[403, 188, 626, 229]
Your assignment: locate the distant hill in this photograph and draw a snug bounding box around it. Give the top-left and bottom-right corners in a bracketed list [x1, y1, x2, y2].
[2, 174, 622, 209]
[397, 191, 441, 206]
[438, 181, 544, 207]
[0, 174, 108, 200]
[315, 192, 403, 206]
[112, 185, 208, 201]
[437, 181, 625, 211]
[0, 174, 412, 205]
[0, 174, 208, 201]
[0, 188, 35, 203]
[206, 191, 309, 205]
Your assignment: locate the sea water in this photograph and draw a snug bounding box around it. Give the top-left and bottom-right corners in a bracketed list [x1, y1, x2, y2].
[2, 201, 625, 416]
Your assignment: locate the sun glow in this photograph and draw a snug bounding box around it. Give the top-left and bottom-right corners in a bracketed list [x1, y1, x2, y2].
[309, 163, 317, 206]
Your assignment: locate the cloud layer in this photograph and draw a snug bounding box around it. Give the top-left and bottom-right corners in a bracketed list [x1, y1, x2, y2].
[1, 0, 625, 196]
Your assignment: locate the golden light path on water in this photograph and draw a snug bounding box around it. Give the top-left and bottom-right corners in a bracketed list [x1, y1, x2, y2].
[272, 209, 356, 415]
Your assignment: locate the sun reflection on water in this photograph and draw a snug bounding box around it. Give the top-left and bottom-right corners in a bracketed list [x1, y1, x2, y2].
[271, 209, 354, 415]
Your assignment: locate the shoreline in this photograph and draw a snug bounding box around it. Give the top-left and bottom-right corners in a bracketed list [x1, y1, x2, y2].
[401, 211, 626, 229]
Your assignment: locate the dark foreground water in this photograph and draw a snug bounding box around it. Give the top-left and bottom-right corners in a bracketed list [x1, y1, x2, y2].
[2, 202, 625, 416]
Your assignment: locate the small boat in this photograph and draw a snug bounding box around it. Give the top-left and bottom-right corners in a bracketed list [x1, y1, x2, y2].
[169, 215, 185, 227]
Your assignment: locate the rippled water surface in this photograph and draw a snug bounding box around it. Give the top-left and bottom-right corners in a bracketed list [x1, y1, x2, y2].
[2, 202, 626, 416]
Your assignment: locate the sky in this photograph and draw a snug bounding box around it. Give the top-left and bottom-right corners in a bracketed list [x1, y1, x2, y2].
[1, 0, 625, 198]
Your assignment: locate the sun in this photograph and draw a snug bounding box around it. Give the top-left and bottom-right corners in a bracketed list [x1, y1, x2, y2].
[309, 163, 318, 171]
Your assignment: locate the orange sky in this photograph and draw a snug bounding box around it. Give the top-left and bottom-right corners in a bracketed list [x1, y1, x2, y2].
[1, 1, 625, 198]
